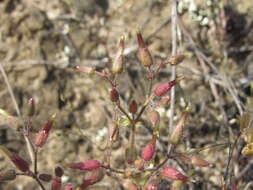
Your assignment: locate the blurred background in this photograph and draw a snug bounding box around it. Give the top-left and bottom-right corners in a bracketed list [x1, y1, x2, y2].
[0, 0, 253, 189]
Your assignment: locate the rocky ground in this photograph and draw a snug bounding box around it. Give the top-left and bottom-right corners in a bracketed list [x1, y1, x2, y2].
[0, 0, 253, 189]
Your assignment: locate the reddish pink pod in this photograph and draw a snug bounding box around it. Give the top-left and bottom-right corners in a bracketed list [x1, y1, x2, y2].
[154, 80, 177, 97]
[51, 176, 61, 190]
[141, 138, 156, 161]
[162, 166, 188, 181]
[67, 160, 101, 171]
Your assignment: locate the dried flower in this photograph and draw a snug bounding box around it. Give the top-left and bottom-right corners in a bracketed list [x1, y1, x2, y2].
[190, 156, 210, 167]
[51, 176, 61, 190]
[137, 31, 153, 67]
[109, 88, 119, 102]
[0, 146, 29, 172]
[34, 114, 56, 147]
[154, 80, 177, 97]
[166, 55, 185, 65]
[141, 138, 156, 161]
[0, 169, 16, 181]
[129, 100, 138, 114]
[111, 36, 125, 74]
[169, 110, 189, 145]
[67, 160, 101, 171]
[242, 143, 253, 156]
[162, 166, 188, 181]
[76, 66, 95, 75]
[149, 110, 160, 126]
[80, 168, 104, 189]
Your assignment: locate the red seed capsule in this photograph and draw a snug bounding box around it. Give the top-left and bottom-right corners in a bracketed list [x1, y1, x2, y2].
[129, 100, 138, 114]
[35, 114, 56, 147]
[154, 80, 177, 97]
[67, 160, 101, 171]
[80, 168, 104, 189]
[62, 184, 74, 190]
[109, 88, 119, 102]
[51, 176, 61, 190]
[137, 31, 153, 68]
[162, 166, 188, 181]
[141, 138, 156, 161]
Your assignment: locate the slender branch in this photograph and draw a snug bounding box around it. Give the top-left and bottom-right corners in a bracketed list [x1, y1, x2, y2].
[169, 0, 178, 153]
[0, 63, 35, 163]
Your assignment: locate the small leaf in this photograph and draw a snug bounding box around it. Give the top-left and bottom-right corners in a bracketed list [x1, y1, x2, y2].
[119, 117, 131, 127]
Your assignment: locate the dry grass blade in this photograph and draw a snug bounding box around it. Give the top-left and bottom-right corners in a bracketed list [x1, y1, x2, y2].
[240, 112, 253, 133]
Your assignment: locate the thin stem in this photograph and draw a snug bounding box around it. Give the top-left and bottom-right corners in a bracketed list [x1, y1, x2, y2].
[34, 148, 38, 175]
[169, 0, 178, 153]
[116, 102, 132, 122]
[0, 63, 35, 164]
[102, 165, 125, 174]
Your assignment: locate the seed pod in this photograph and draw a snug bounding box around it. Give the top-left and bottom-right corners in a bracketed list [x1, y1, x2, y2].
[129, 100, 138, 114]
[0, 146, 29, 172]
[66, 160, 101, 171]
[79, 168, 104, 189]
[137, 31, 153, 68]
[190, 156, 209, 167]
[169, 111, 189, 145]
[109, 88, 119, 102]
[166, 55, 185, 65]
[39, 173, 52, 182]
[55, 166, 64, 177]
[162, 166, 188, 181]
[0, 169, 16, 181]
[122, 179, 139, 190]
[141, 137, 156, 161]
[62, 184, 74, 190]
[154, 80, 177, 97]
[28, 98, 35, 117]
[51, 176, 61, 190]
[76, 66, 95, 75]
[149, 110, 160, 126]
[34, 114, 56, 147]
[111, 36, 125, 74]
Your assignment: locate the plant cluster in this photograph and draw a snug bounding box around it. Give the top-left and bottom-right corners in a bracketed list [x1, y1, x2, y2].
[0, 31, 213, 190]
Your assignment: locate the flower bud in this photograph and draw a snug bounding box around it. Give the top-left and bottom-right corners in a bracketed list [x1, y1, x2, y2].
[66, 160, 101, 171]
[129, 100, 138, 114]
[162, 166, 188, 181]
[0, 146, 29, 172]
[141, 138, 156, 161]
[35, 114, 56, 147]
[39, 173, 52, 182]
[55, 166, 64, 177]
[28, 98, 35, 117]
[149, 110, 160, 126]
[0, 169, 16, 181]
[51, 176, 61, 190]
[80, 168, 104, 189]
[76, 66, 95, 75]
[111, 36, 125, 74]
[137, 31, 153, 67]
[166, 55, 185, 65]
[169, 111, 189, 145]
[154, 80, 177, 97]
[190, 156, 209, 167]
[122, 179, 139, 190]
[63, 184, 74, 190]
[109, 88, 119, 102]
